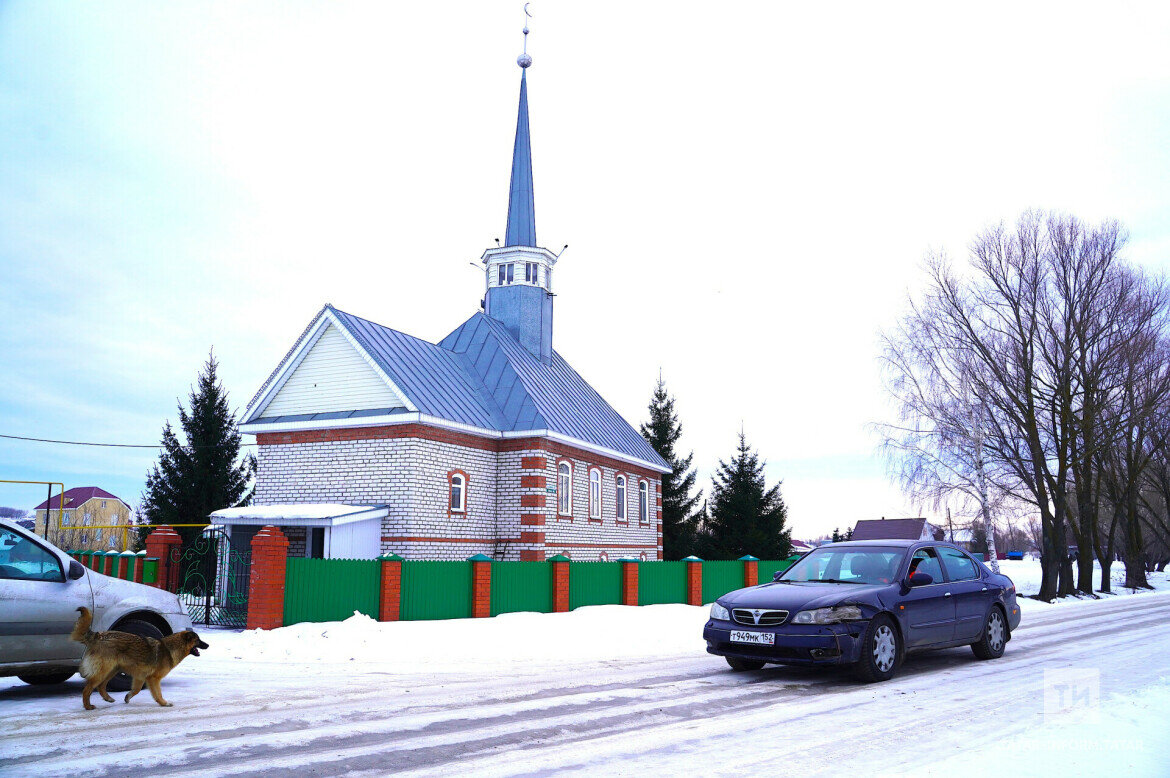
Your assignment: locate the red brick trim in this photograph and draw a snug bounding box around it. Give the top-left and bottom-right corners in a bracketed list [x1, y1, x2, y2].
[520, 549, 543, 561]
[587, 518, 603, 524]
[520, 514, 546, 526]
[381, 535, 521, 544]
[555, 457, 573, 518]
[520, 531, 545, 544]
[554, 541, 659, 550]
[447, 469, 469, 517]
[258, 425, 665, 480]
[615, 519, 630, 526]
[378, 558, 401, 621]
[520, 474, 546, 488]
[521, 494, 546, 508]
[520, 456, 547, 470]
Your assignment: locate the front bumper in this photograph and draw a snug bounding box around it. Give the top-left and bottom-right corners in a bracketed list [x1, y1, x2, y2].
[703, 619, 868, 666]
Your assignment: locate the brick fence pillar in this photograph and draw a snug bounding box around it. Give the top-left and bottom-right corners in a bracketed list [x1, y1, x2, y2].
[740, 555, 759, 587]
[378, 554, 403, 622]
[620, 559, 639, 606]
[683, 556, 703, 605]
[117, 550, 134, 580]
[133, 551, 146, 584]
[144, 526, 182, 590]
[247, 526, 289, 630]
[469, 554, 492, 618]
[549, 554, 570, 612]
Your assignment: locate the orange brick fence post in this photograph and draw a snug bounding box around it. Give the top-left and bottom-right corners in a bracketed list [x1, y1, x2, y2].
[620, 559, 639, 606]
[741, 555, 759, 587]
[550, 554, 570, 612]
[144, 526, 182, 590]
[469, 554, 492, 618]
[684, 556, 703, 605]
[247, 526, 289, 630]
[133, 551, 146, 584]
[378, 554, 403, 622]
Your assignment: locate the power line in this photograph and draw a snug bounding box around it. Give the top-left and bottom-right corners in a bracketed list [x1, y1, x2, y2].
[0, 433, 257, 449]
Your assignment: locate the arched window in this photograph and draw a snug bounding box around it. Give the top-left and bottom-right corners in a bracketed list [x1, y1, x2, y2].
[557, 461, 573, 516]
[638, 480, 649, 523]
[449, 471, 467, 513]
[615, 475, 627, 521]
[588, 468, 602, 519]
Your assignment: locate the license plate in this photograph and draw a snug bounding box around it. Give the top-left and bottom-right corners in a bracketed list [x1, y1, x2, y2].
[730, 630, 774, 646]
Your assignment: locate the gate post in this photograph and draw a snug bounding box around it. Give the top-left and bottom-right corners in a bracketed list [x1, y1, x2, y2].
[740, 555, 759, 587]
[378, 554, 403, 622]
[549, 554, 570, 612]
[683, 556, 703, 606]
[468, 554, 492, 618]
[145, 526, 182, 590]
[247, 526, 289, 631]
[620, 559, 639, 606]
[133, 551, 146, 584]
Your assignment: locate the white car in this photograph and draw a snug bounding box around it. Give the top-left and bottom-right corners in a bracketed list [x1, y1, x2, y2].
[0, 517, 193, 688]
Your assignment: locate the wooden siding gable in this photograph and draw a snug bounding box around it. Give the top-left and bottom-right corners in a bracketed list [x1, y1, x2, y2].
[263, 323, 407, 417]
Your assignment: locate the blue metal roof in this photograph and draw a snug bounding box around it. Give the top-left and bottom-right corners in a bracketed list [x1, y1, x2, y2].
[504, 71, 536, 247]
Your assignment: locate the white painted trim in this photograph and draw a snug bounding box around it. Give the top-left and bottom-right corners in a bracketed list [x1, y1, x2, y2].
[243, 308, 417, 425]
[209, 506, 388, 528]
[588, 467, 602, 519]
[243, 411, 671, 474]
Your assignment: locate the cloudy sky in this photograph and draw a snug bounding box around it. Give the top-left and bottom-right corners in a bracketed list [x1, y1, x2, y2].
[2, 1, 1168, 538]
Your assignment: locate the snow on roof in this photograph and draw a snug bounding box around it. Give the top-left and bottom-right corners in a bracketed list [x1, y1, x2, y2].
[210, 504, 388, 527]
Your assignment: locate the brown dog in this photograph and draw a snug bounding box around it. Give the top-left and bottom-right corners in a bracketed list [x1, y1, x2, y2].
[70, 607, 208, 710]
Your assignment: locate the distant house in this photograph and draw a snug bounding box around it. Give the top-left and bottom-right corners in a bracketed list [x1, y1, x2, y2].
[791, 539, 813, 554]
[34, 487, 133, 551]
[850, 518, 943, 542]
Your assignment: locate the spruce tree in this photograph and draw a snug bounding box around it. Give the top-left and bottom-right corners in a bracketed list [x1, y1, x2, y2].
[698, 432, 791, 560]
[640, 377, 701, 559]
[141, 352, 255, 547]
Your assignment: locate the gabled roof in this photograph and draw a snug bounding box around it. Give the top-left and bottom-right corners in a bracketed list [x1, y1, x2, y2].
[851, 518, 934, 541]
[35, 487, 129, 511]
[243, 306, 670, 472]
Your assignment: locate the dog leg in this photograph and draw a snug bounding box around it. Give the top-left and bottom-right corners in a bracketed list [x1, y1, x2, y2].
[82, 679, 98, 711]
[124, 677, 145, 704]
[97, 672, 118, 704]
[147, 677, 172, 707]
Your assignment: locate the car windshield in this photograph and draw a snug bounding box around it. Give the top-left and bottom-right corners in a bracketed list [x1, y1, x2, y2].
[780, 546, 904, 585]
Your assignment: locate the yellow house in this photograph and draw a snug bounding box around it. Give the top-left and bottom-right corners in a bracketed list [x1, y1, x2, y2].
[34, 487, 133, 551]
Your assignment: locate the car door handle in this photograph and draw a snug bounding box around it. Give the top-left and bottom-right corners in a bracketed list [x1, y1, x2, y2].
[944, 592, 952, 597]
[981, 587, 988, 592]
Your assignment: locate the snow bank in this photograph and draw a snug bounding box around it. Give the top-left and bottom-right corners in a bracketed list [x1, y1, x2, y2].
[999, 559, 1170, 614]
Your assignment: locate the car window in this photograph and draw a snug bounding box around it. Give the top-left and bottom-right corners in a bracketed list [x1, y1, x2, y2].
[939, 546, 979, 581]
[908, 547, 943, 581]
[0, 528, 64, 582]
[782, 547, 903, 584]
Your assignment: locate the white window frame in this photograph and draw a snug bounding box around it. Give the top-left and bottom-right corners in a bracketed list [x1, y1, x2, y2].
[615, 475, 627, 521]
[588, 468, 602, 519]
[498, 263, 515, 286]
[638, 480, 649, 523]
[449, 473, 466, 513]
[525, 262, 539, 285]
[557, 461, 573, 516]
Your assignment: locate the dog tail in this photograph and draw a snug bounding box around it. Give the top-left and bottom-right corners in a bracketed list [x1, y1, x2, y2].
[71, 606, 95, 644]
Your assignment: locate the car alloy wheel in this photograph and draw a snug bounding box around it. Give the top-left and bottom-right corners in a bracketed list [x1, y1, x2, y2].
[872, 625, 897, 673]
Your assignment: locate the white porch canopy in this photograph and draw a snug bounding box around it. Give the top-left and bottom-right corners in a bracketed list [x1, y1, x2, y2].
[209, 504, 388, 527]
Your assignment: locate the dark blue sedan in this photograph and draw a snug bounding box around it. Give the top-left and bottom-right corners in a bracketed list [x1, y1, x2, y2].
[703, 540, 1021, 682]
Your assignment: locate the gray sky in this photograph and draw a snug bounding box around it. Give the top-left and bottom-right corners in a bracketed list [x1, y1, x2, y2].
[2, 1, 1169, 538]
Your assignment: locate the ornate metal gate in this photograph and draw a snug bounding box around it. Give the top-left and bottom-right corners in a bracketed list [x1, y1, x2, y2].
[171, 528, 252, 627]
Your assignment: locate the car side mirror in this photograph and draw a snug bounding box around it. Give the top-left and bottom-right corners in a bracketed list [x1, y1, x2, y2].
[773, 570, 785, 582]
[68, 560, 86, 580]
[907, 572, 933, 587]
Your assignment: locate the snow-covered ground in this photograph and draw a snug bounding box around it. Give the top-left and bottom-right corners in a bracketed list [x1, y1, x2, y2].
[2, 561, 1169, 776]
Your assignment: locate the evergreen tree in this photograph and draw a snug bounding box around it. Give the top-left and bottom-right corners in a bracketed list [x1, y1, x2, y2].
[698, 432, 791, 560]
[831, 528, 842, 543]
[141, 352, 255, 548]
[640, 377, 702, 559]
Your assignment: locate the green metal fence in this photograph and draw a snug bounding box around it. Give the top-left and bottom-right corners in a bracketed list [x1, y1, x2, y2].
[758, 559, 796, 584]
[568, 562, 623, 609]
[490, 561, 554, 616]
[400, 560, 473, 621]
[701, 560, 745, 603]
[284, 557, 380, 626]
[638, 561, 687, 605]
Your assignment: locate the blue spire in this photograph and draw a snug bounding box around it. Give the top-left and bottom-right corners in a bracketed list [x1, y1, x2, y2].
[505, 70, 536, 247]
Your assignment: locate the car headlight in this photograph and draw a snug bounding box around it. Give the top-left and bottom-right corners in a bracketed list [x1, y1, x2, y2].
[710, 602, 730, 621]
[791, 605, 864, 624]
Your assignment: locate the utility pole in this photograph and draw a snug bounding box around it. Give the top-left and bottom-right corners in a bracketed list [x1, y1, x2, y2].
[971, 399, 1001, 573]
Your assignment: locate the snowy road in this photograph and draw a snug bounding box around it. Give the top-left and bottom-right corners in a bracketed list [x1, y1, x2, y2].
[3, 592, 1170, 776]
